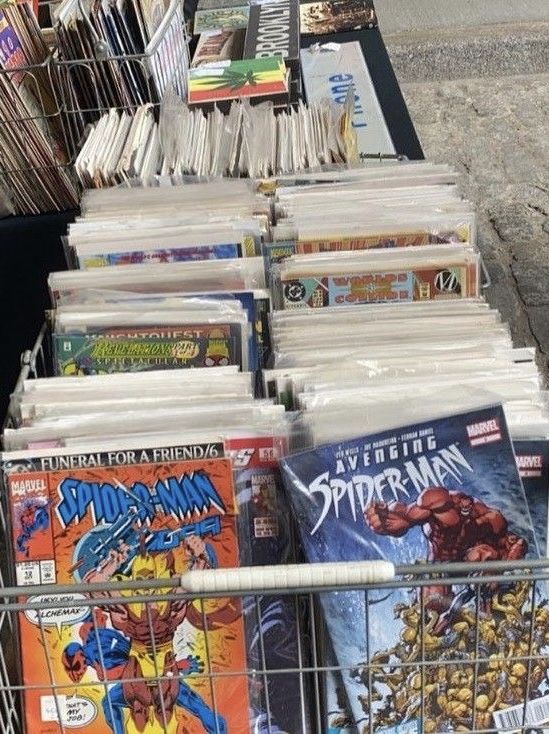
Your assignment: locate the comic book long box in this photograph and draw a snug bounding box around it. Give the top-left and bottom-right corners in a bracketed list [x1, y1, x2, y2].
[7, 444, 251, 734]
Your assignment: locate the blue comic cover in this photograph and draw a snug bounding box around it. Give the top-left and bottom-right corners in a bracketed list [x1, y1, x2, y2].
[79, 244, 242, 269]
[514, 439, 549, 556]
[228, 435, 308, 733]
[282, 405, 548, 733]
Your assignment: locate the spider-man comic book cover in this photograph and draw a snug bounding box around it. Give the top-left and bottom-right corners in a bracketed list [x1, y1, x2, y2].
[4, 442, 251, 734]
[281, 405, 549, 733]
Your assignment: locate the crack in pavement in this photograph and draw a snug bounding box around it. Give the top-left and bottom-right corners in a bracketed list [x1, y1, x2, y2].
[508, 254, 546, 356]
[526, 202, 549, 217]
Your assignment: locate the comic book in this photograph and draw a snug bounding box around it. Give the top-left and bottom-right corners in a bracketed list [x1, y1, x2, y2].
[281, 405, 546, 732]
[279, 264, 478, 309]
[514, 438, 549, 556]
[227, 435, 308, 732]
[52, 324, 243, 375]
[78, 243, 243, 268]
[263, 226, 472, 272]
[3, 441, 251, 734]
[294, 226, 472, 252]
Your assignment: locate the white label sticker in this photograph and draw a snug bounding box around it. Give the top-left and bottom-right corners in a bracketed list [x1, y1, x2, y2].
[492, 695, 549, 732]
[40, 560, 56, 585]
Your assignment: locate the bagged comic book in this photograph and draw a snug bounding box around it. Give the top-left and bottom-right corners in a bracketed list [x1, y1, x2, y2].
[227, 434, 308, 732]
[514, 438, 549, 556]
[52, 331, 242, 375]
[3, 440, 252, 734]
[281, 404, 547, 732]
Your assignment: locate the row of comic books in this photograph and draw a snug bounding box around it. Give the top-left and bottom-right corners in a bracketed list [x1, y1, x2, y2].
[2, 174, 303, 734]
[2, 160, 549, 733]
[263, 166, 549, 731]
[74, 97, 358, 184]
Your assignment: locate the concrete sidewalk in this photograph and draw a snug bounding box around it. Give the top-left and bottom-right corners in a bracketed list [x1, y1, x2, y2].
[376, 0, 549, 35]
[400, 72, 549, 372]
[376, 0, 549, 81]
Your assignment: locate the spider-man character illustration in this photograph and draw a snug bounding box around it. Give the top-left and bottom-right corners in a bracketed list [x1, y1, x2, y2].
[16, 500, 49, 556]
[62, 610, 211, 734]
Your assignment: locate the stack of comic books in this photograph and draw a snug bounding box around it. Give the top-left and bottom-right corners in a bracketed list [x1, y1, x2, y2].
[2, 415, 307, 732]
[2, 160, 549, 734]
[0, 176, 307, 732]
[281, 401, 549, 732]
[48, 179, 274, 373]
[259, 163, 549, 731]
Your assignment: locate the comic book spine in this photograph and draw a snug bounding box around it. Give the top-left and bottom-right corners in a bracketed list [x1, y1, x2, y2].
[280, 266, 475, 309]
[228, 435, 310, 733]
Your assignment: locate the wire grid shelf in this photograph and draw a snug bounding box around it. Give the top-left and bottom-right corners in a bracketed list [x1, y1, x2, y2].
[0, 556, 549, 733]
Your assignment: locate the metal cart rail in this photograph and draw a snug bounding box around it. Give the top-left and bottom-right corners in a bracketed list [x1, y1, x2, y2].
[1, 558, 549, 733]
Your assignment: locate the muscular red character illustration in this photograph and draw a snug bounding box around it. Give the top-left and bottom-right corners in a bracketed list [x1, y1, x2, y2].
[365, 487, 528, 629]
[365, 487, 527, 564]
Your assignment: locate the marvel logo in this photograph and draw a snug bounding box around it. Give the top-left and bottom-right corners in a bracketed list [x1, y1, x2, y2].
[516, 455, 543, 477]
[466, 418, 501, 446]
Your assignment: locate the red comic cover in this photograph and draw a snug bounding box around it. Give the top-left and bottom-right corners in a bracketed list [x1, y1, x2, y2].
[5, 442, 250, 734]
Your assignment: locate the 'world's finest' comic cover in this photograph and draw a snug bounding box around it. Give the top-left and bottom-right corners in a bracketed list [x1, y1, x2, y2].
[4, 442, 251, 734]
[280, 265, 477, 309]
[281, 405, 547, 733]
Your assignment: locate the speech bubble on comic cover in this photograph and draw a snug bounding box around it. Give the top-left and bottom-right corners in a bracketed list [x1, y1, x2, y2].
[24, 593, 90, 634]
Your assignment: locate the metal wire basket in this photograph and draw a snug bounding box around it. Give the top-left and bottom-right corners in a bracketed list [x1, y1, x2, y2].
[52, 0, 189, 159]
[0, 0, 189, 212]
[0, 56, 78, 214]
[1, 558, 549, 733]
